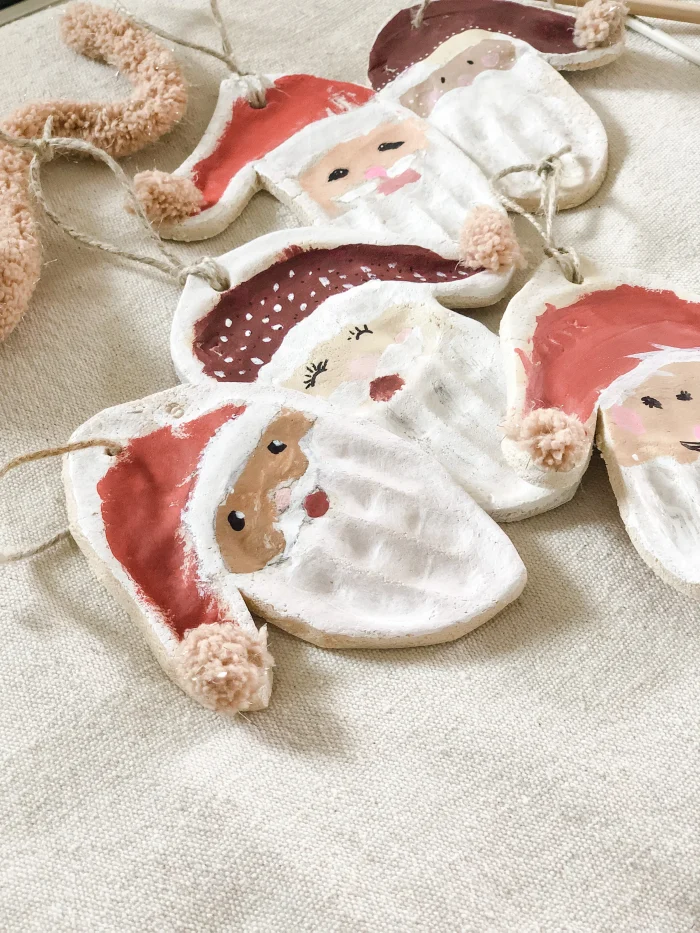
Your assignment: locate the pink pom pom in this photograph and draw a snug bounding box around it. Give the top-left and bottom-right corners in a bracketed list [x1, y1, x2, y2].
[459, 206, 524, 273]
[133, 171, 204, 224]
[574, 0, 628, 50]
[173, 621, 273, 713]
[507, 408, 589, 472]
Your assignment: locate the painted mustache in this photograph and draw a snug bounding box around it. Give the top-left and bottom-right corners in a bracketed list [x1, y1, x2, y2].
[680, 441, 700, 452]
[334, 153, 422, 204]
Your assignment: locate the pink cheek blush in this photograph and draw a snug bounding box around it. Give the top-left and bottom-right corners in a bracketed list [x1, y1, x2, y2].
[364, 165, 388, 180]
[694, 424, 700, 440]
[274, 487, 292, 513]
[349, 354, 380, 380]
[610, 405, 646, 436]
[426, 89, 442, 106]
[395, 327, 413, 344]
[481, 51, 500, 67]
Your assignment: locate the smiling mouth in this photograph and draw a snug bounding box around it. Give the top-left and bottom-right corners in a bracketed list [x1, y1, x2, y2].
[680, 441, 700, 452]
[334, 153, 422, 204]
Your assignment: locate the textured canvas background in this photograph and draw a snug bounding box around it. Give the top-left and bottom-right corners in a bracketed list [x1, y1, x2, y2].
[1, 2, 700, 930]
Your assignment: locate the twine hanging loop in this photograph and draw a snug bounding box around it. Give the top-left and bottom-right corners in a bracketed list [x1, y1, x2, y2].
[492, 147, 584, 285]
[0, 118, 231, 292]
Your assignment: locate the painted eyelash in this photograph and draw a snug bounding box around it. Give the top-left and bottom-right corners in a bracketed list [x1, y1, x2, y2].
[677, 390, 693, 401]
[347, 324, 373, 341]
[377, 141, 404, 152]
[641, 396, 663, 409]
[304, 359, 328, 389]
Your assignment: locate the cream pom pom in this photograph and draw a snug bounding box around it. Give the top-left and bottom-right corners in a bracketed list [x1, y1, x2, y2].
[459, 206, 524, 273]
[133, 170, 204, 225]
[173, 621, 273, 713]
[507, 408, 589, 472]
[574, 0, 628, 50]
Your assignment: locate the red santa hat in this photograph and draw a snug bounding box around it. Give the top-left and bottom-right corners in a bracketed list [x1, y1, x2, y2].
[134, 74, 374, 227]
[509, 285, 700, 472]
[97, 403, 272, 713]
[368, 0, 626, 91]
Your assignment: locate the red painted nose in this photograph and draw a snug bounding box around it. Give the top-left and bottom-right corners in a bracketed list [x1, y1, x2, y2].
[303, 489, 329, 518]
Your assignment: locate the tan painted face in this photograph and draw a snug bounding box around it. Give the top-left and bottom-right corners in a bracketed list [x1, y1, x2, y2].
[603, 361, 700, 466]
[215, 410, 315, 573]
[283, 302, 437, 401]
[400, 40, 517, 119]
[298, 119, 427, 215]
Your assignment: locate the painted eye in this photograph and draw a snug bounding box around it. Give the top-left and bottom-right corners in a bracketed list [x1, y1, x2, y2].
[641, 396, 663, 409]
[377, 141, 404, 152]
[227, 510, 245, 531]
[440, 76, 446, 84]
[328, 167, 349, 182]
[267, 440, 287, 454]
[467, 59, 474, 65]
[677, 390, 693, 401]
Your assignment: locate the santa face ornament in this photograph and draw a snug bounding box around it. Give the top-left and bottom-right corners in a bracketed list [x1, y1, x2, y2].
[501, 258, 700, 598]
[370, 1, 615, 210]
[131, 73, 520, 292]
[65, 384, 527, 714]
[172, 227, 573, 522]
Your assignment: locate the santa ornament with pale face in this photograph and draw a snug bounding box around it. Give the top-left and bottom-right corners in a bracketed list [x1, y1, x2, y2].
[65, 384, 526, 715]
[369, 0, 625, 209]
[502, 260, 700, 598]
[132, 72, 522, 289]
[171, 226, 576, 522]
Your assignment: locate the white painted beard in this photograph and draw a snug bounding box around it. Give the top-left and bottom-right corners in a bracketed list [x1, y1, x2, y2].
[327, 143, 495, 257]
[616, 456, 700, 587]
[426, 55, 605, 205]
[227, 413, 525, 645]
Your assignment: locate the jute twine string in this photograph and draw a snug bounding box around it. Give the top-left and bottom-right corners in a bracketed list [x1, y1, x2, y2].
[492, 146, 584, 285]
[0, 440, 123, 564]
[114, 0, 268, 107]
[411, 0, 432, 27]
[0, 118, 230, 292]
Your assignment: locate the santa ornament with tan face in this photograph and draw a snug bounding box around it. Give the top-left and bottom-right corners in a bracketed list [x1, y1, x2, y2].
[63, 383, 527, 715]
[131, 72, 521, 289]
[501, 259, 700, 598]
[370, 0, 620, 209]
[172, 226, 575, 522]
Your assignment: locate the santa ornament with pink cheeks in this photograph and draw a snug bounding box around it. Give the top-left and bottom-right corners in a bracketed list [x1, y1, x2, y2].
[369, 0, 623, 209]
[131, 72, 521, 290]
[501, 258, 700, 598]
[63, 383, 526, 716]
[171, 226, 575, 522]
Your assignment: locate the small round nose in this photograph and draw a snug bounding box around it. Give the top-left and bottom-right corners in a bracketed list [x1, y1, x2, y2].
[364, 165, 387, 180]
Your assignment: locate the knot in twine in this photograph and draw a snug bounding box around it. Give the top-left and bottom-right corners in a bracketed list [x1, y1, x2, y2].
[0, 117, 231, 293]
[492, 146, 583, 285]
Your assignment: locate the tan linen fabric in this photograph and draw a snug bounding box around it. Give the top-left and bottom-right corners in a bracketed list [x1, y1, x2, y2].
[1, 2, 700, 930]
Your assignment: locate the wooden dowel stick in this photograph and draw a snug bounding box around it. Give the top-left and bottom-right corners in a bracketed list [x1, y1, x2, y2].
[557, 0, 700, 25]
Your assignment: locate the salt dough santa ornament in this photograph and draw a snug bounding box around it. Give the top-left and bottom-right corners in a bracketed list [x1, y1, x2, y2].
[65, 383, 526, 714]
[171, 226, 575, 522]
[502, 259, 700, 599]
[133, 73, 521, 289]
[369, 0, 624, 209]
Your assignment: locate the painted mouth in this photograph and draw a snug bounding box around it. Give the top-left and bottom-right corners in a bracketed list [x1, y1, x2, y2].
[680, 441, 700, 452]
[334, 153, 422, 204]
[376, 168, 421, 196]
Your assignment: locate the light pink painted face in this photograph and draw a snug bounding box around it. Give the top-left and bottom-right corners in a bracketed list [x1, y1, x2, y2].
[283, 305, 436, 402]
[603, 361, 700, 465]
[298, 120, 427, 215]
[400, 40, 517, 119]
